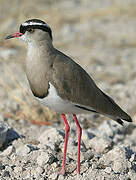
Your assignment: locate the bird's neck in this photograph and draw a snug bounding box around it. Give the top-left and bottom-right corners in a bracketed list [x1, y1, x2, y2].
[27, 39, 55, 61]
[26, 39, 56, 72]
[25, 39, 56, 97]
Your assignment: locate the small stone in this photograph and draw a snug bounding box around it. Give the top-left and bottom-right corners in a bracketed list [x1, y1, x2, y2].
[38, 128, 64, 145]
[0, 162, 5, 170]
[83, 149, 94, 161]
[58, 174, 64, 180]
[100, 146, 128, 174]
[104, 167, 112, 173]
[3, 170, 10, 177]
[5, 165, 12, 172]
[82, 129, 95, 141]
[48, 172, 58, 180]
[113, 161, 123, 173]
[88, 137, 112, 153]
[32, 171, 42, 179]
[16, 145, 30, 156]
[128, 170, 136, 179]
[37, 151, 50, 166]
[14, 166, 23, 174]
[130, 153, 136, 162]
[0, 145, 14, 156]
[52, 162, 57, 168]
[92, 163, 97, 169]
[36, 166, 44, 174]
[75, 174, 83, 180]
[80, 162, 89, 173]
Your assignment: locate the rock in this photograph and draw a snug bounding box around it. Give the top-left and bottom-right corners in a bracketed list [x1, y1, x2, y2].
[37, 151, 52, 166]
[0, 122, 8, 148]
[130, 153, 136, 162]
[104, 167, 112, 174]
[0, 162, 5, 170]
[48, 172, 58, 180]
[58, 174, 64, 180]
[32, 167, 44, 179]
[100, 146, 130, 174]
[82, 149, 94, 161]
[5, 165, 12, 172]
[82, 129, 95, 141]
[35, 166, 44, 174]
[0, 145, 14, 156]
[113, 161, 125, 174]
[52, 162, 57, 168]
[38, 127, 64, 145]
[88, 136, 112, 153]
[80, 162, 89, 174]
[93, 120, 123, 139]
[16, 145, 30, 156]
[14, 166, 23, 174]
[3, 170, 10, 178]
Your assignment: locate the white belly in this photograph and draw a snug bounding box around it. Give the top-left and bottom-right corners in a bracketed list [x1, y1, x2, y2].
[35, 83, 94, 114]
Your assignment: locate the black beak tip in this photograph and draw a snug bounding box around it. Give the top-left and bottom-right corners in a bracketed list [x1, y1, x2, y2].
[5, 35, 14, 40]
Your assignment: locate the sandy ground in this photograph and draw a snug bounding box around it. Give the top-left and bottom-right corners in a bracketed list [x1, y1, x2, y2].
[0, 0, 136, 179]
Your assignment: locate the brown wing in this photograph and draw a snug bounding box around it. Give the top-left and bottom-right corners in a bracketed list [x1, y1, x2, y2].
[50, 50, 131, 122]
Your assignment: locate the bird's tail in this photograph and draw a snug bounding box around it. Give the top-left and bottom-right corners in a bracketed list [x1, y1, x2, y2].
[111, 114, 132, 126]
[100, 91, 132, 125]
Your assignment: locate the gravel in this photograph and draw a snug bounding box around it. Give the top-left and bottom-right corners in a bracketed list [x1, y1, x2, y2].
[0, 118, 135, 179]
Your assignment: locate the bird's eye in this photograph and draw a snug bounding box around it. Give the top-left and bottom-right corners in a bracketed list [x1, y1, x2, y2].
[27, 28, 35, 33]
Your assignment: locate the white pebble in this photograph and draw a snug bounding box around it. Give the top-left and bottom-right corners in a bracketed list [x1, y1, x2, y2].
[0, 145, 14, 156]
[36, 166, 44, 174]
[113, 161, 123, 173]
[48, 172, 58, 180]
[104, 167, 112, 173]
[37, 152, 50, 166]
[130, 153, 136, 162]
[16, 145, 30, 156]
[88, 137, 112, 153]
[58, 174, 64, 180]
[14, 166, 22, 173]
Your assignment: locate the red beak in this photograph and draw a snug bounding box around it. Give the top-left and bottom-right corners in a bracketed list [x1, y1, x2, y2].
[5, 32, 23, 40]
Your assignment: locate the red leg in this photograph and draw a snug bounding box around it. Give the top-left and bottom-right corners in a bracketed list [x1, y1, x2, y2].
[59, 114, 70, 175]
[73, 114, 82, 174]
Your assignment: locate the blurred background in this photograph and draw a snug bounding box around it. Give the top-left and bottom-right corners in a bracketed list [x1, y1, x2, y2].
[0, 0, 136, 128]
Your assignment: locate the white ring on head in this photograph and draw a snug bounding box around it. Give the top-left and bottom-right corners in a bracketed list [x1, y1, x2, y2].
[22, 22, 50, 28]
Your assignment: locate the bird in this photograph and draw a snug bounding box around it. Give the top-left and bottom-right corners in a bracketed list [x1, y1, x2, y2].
[5, 19, 132, 175]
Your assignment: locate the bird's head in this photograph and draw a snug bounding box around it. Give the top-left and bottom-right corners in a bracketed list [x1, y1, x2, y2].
[5, 19, 53, 43]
